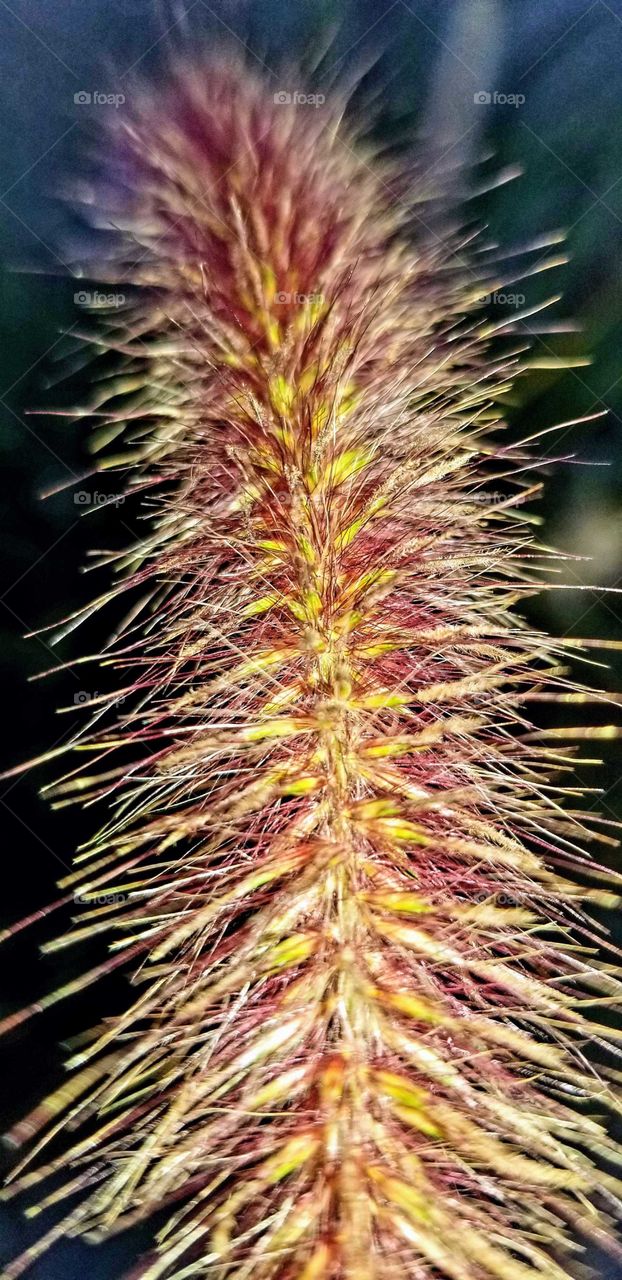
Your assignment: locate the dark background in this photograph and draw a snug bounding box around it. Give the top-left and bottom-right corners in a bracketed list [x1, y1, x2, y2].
[1, 1, 622, 1275]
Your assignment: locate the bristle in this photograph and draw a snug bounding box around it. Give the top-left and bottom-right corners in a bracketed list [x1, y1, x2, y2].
[4, 54, 622, 1280]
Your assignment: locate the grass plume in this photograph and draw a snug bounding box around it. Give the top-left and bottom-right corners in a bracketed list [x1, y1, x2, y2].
[3, 53, 622, 1280]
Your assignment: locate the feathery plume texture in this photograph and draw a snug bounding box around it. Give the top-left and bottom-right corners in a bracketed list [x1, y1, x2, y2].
[4, 54, 622, 1280]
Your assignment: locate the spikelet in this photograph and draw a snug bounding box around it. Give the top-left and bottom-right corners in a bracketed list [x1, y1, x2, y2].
[3, 53, 622, 1280]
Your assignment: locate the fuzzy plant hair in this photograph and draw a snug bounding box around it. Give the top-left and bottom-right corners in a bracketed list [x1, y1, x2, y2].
[3, 52, 622, 1280]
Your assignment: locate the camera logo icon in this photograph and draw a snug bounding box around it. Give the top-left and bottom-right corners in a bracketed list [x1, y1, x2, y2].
[474, 91, 492, 104]
[273, 91, 292, 105]
[74, 91, 92, 105]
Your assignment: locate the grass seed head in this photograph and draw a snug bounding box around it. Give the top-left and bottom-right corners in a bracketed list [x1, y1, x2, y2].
[3, 51, 622, 1280]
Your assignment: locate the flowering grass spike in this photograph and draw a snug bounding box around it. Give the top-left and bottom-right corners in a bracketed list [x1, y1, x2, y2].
[3, 54, 622, 1280]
